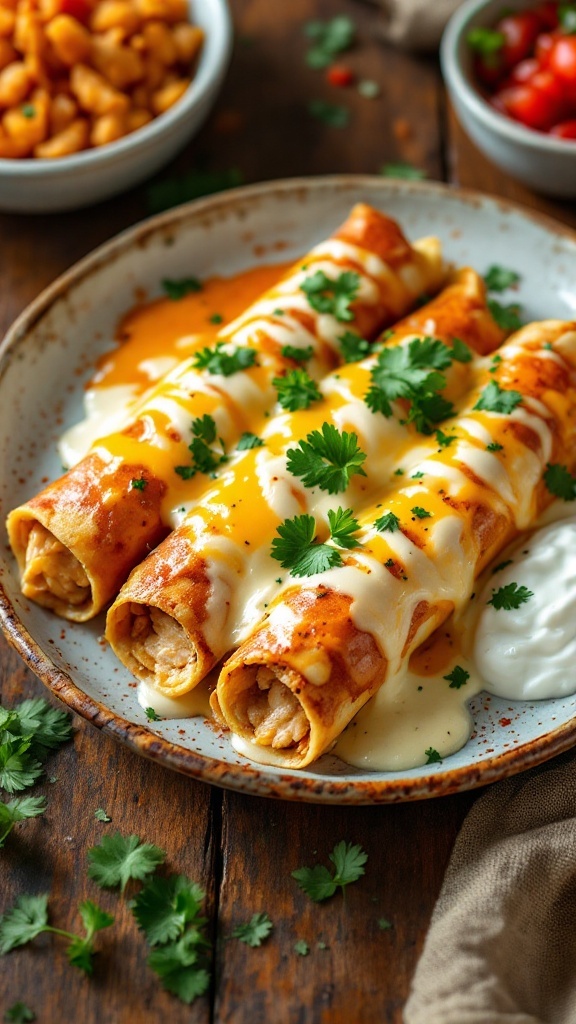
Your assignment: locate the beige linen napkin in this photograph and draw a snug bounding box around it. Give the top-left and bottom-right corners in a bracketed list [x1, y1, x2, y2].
[404, 750, 576, 1024]
[365, 0, 462, 50]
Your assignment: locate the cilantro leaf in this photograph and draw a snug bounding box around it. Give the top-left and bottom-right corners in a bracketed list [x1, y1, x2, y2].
[304, 15, 355, 68]
[0, 738, 42, 794]
[130, 477, 147, 491]
[467, 26, 505, 55]
[281, 344, 314, 364]
[307, 99, 350, 128]
[435, 429, 456, 448]
[148, 934, 210, 1004]
[443, 666, 470, 689]
[5, 698, 72, 757]
[411, 507, 432, 519]
[162, 277, 202, 300]
[487, 441, 503, 452]
[87, 832, 165, 892]
[380, 163, 426, 180]
[374, 511, 400, 533]
[94, 808, 111, 823]
[543, 463, 576, 502]
[425, 747, 442, 764]
[300, 270, 360, 322]
[175, 415, 227, 480]
[378, 918, 392, 931]
[0, 795, 46, 847]
[488, 299, 523, 331]
[192, 341, 256, 377]
[237, 432, 264, 450]
[145, 707, 162, 722]
[273, 368, 322, 412]
[294, 939, 310, 956]
[131, 874, 206, 947]
[365, 337, 457, 433]
[474, 380, 522, 415]
[0, 894, 49, 953]
[270, 514, 343, 578]
[5, 1003, 35, 1023]
[326, 507, 361, 549]
[483, 265, 520, 293]
[488, 582, 534, 611]
[286, 422, 367, 494]
[65, 902, 114, 975]
[338, 330, 371, 363]
[292, 841, 367, 902]
[232, 912, 273, 947]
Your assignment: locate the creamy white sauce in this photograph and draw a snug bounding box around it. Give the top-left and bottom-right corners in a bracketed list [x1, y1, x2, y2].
[59, 383, 138, 467]
[473, 518, 576, 700]
[137, 355, 179, 381]
[137, 677, 212, 719]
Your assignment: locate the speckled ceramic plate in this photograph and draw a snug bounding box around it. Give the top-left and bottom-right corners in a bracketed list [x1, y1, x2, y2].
[2, 176, 576, 804]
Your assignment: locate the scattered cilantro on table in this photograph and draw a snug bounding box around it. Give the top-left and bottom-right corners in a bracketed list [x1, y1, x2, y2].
[0, 698, 71, 795]
[87, 832, 165, 892]
[94, 808, 111, 823]
[0, 796, 46, 848]
[380, 163, 426, 180]
[294, 939, 310, 956]
[0, 894, 113, 975]
[307, 99, 350, 128]
[4, 1003, 36, 1023]
[292, 840, 367, 902]
[232, 912, 273, 947]
[304, 16, 355, 69]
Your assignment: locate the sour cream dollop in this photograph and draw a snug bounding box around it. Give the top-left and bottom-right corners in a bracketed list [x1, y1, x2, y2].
[473, 518, 576, 700]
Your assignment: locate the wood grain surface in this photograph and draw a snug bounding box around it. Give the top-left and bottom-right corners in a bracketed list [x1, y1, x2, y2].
[1, 1, 574, 1021]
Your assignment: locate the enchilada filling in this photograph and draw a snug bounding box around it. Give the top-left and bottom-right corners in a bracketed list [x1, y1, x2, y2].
[126, 604, 197, 688]
[238, 666, 309, 750]
[22, 522, 90, 609]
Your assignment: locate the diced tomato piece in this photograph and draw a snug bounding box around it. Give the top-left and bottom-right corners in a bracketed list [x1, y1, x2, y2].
[535, 31, 556, 67]
[496, 80, 564, 130]
[57, 0, 91, 21]
[549, 36, 576, 84]
[326, 64, 355, 88]
[496, 12, 542, 67]
[506, 57, 539, 84]
[550, 118, 576, 138]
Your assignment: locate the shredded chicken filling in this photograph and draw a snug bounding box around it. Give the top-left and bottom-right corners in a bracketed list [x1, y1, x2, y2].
[128, 604, 197, 687]
[23, 522, 90, 607]
[245, 667, 309, 749]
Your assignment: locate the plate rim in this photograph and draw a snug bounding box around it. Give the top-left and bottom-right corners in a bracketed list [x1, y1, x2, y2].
[2, 173, 576, 805]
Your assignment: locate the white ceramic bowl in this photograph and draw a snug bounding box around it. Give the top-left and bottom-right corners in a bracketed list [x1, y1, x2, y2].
[441, 0, 576, 197]
[0, 0, 232, 214]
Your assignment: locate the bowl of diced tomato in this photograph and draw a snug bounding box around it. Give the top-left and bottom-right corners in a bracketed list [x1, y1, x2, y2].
[441, 0, 576, 196]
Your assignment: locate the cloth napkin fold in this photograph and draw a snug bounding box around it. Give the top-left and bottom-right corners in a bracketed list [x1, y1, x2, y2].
[404, 750, 576, 1024]
[366, 0, 462, 51]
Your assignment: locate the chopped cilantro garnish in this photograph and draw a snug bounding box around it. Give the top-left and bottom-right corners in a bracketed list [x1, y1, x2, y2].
[486, 441, 503, 452]
[20, 104, 35, 119]
[130, 477, 147, 491]
[483, 265, 520, 292]
[374, 511, 400, 533]
[488, 299, 523, 331]
[492, 559, 513, 574]
[286, 422, 367, 494]
[232, 912, 273, 947]
[337, 330, 371, 363]
[145, 706, 162, 722]
[304, 15, 355, 68]
[358, 79, 380, 98]
[175, 415, 227, 479]
[292, 841, 367, 902]
[209, 313, 223, 325]
[94, 808, 111, 823]
[281, 344, 314, 364]
[308, 99, 349, 128]
[467, 26, 505, 55]
[425, 747, 442, 764]
[365, 336, 462, 434]
[237, 432, 264, 450]
[192, 341, 256, 377]
[474, 380, 522, 415]
[273, 368, 322, 411]
[326, 507, 361, 548]
[294, 939, 310, 956]
[488, 582, 534, 610]
[543, 462, 576, 501]
[411, 471, 425, 479]
[301, 269, 360, 321]
[379, 163, 426, 180]
[436, 429, 456, 448]
[378, 918, 392, 932]
[270, 513, 343, 577]
[411, 507, 432, 519]
[161, 277, 202, 300]
[443, 666, 470, 689]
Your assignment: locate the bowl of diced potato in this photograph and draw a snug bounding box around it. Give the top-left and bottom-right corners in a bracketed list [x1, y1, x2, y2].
[0, 0, 232, 212]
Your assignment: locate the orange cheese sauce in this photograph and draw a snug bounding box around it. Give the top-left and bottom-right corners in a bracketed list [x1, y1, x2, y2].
[92, 262, 292, 393]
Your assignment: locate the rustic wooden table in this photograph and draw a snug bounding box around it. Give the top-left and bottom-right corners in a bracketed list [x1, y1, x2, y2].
[2, 2, 576, 1021]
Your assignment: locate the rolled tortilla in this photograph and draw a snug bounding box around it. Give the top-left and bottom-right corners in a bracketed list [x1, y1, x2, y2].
[105, 269, 506, 697]
[7, 203, 444, 621]
[214, 321, 576, 769]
